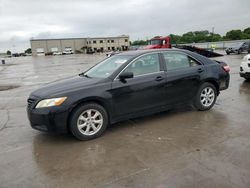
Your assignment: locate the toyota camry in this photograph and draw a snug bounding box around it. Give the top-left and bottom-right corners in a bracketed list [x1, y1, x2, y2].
[27, 49, 230, 140]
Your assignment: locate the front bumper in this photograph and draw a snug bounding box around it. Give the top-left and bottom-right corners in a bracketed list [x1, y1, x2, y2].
[27, 98, 69, 133]
[225, 48, 238, 53]
[240, 72, 250, 79]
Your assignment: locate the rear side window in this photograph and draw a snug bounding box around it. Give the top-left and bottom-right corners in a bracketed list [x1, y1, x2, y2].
[162, 52, 200, 71]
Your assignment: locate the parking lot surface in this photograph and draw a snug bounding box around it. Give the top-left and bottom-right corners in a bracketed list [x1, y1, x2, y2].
[0, 52, 250, 188]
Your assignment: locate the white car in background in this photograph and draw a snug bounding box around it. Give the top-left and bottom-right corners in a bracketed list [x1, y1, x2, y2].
[240, 54, 250, 81]
[53, 51, 62, 55]
[62, 49, 73, 55]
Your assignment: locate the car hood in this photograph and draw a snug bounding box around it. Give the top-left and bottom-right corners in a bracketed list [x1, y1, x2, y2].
[31, 75, 103, 98]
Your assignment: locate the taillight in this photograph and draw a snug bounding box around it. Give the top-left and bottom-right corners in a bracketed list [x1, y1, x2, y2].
[223, 65, 230, 72]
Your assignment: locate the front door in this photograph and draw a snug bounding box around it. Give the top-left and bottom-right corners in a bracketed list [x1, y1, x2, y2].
[111, 53, 166, 118]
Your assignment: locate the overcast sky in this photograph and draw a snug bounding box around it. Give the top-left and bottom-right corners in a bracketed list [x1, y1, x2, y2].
[0, 0, 249, 52]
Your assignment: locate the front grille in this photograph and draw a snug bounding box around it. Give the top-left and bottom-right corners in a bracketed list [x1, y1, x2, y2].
[27, 97, 38, 109]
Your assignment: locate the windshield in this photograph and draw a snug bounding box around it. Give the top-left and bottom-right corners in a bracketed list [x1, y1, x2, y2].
[84, 55, 132, 78]
[230, 42, 244, 48]
[150, 39, 161, 45]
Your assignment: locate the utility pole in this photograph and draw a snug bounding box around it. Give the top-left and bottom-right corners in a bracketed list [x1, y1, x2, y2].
[212, 27, 215, 42]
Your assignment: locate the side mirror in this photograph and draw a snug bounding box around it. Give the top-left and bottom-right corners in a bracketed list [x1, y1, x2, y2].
[119, 72, 133, 81]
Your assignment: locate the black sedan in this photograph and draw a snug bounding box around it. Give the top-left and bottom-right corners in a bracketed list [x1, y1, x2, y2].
[225, 41, 250, 55]
[27, 49, 230, 140]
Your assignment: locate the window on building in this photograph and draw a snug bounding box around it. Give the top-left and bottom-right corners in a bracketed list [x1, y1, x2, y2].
[125, 39, 128, 42]
[107, 40, 110, 43]
[112, 47, 115, 51]
[100, 47, 104, 52]
[100, 40, 103, 43]
[94, 48, 97, 51]
[111, 40, 114, 43]
[93, 40, 96, 44]
[108, 47, 110, 50]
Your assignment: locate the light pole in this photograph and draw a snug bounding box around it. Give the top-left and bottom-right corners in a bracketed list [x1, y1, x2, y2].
[212, 27, 215, 42]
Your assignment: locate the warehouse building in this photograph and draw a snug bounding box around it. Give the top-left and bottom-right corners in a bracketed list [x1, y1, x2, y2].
[30, 35, 130, 56]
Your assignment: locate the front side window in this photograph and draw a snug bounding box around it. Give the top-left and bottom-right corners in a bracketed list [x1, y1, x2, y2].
[84, 55, 132, 78]
[123, 54, 160, 77]
[162, 52, 200, 71]
[150, 39, 161, 45]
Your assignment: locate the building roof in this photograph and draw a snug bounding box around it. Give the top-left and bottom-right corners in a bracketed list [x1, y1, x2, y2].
[30, 35, 129, 41]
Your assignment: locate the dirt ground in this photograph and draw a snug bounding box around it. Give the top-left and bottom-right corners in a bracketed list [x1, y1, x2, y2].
[0, 52, 250, 188]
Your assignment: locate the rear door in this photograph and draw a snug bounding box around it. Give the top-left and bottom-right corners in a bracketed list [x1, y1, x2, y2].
[161, 51, 205, 105]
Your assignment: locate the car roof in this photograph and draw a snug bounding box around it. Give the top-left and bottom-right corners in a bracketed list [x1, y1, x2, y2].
[117, 48, 192, 57]
[116, 48, 215, 66]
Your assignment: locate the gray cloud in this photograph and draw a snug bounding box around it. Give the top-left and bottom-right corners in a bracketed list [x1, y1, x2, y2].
[0, 0, 249, 52]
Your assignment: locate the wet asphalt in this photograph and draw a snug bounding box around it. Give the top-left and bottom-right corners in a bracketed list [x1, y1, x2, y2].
[0, 52, 250, 188]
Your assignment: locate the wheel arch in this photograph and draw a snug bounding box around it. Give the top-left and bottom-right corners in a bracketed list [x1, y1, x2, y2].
[67, 97, 111, 133]
[203, 79, 220, 95]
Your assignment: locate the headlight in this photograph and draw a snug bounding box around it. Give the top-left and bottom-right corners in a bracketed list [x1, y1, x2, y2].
[36, 97, 67, 108]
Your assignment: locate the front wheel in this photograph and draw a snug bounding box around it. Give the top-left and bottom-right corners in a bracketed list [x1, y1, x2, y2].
[194, 83, 217, 111]
[70, 103, 108, 140]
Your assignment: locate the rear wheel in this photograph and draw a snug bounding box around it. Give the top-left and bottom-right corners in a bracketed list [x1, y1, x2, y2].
[70, 103, 108, 140]
[194, 83, 217, 111]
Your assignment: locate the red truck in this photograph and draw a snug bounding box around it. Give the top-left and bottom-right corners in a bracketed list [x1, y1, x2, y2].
[144, 36, 223, 57]
[144, 36, 171, 49]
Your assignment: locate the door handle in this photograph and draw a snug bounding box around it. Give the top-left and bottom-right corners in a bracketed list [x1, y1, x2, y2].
[197, 68, 204, 73]
[155, 76, 164, 81]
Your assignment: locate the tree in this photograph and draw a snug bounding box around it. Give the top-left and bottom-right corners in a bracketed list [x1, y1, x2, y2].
[181, 32, 195, 43]
[131, 27, 250, 46]
[25, 48, 32, 54]
[242, 27, 250, 39]
[6, 50, 11, 55]
[131, 40, 148, 45]
[225, 30, 243, 40]
[169, 34, 181, 44]
[243, 27, 250, 35]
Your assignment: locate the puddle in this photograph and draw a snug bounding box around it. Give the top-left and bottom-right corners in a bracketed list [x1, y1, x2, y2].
[0, 85, 20, 91]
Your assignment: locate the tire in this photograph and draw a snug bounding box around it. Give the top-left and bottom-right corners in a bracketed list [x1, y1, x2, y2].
[226, 52, 230, 55]
[194, 83, 217, 111]
[69, 103, 108, 140]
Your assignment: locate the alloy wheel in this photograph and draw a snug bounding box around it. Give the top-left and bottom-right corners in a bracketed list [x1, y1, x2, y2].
[200, 87, 215, 107]
[77, 109, 103, 136]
